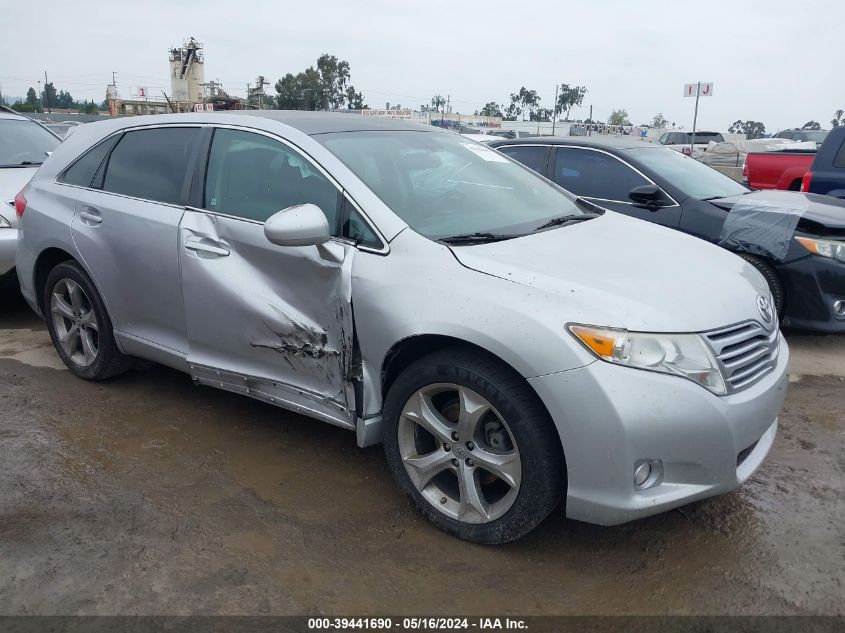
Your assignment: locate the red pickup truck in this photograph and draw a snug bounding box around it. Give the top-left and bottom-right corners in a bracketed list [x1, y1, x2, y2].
[743, 150, 816, 190]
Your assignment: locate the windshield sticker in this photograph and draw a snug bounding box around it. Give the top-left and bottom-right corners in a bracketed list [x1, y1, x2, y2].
[461, 143, 511, 163]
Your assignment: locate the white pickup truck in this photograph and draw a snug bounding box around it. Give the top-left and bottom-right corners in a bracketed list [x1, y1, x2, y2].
[657, 130, 725, 156]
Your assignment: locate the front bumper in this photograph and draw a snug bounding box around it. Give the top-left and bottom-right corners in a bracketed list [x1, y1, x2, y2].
[528, 334, 789, 526]
[777, 254, 845, 332]
[0, 227, 15, 277]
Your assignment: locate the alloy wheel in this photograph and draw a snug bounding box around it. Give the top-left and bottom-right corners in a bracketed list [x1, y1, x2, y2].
[50, 278, 99, 367]
[398, 383, 521, 524]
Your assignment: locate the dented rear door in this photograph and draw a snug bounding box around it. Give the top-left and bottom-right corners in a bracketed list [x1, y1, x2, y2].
[179, 126, 355, 428]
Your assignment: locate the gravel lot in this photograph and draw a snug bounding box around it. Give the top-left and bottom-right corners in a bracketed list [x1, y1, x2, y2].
[1, 287, 843, 616]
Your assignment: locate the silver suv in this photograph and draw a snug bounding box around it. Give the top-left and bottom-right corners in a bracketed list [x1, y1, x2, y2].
[15, 112, 788, 543]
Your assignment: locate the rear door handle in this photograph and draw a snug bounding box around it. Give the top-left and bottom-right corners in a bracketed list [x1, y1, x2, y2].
[184, 237, 230, 257]
[79, 207, 102, 225]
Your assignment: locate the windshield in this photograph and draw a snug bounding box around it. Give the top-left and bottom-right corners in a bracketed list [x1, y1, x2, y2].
[798, 131, 828, 143]
[0, 119, 60, 166]
[318, 130, 590, 240]
[629, 147, 749, 200]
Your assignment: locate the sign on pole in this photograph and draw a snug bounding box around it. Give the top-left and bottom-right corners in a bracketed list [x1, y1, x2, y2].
[684, 82, 714, 156]
[684, 83, 714, 97]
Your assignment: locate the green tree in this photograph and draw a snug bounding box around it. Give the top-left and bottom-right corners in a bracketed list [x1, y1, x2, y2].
[56, 90, 74, 109]
[78, 100, 98, 114]
[430, 94, 446, 113]
[608, 108, 631, 126]
[555, 84, 587, 120]
[316, 54, 350, 109]
[345, 85, 365, 109]
[480, 101, 503, 117]
[832, 109, 844, 128]
[651, 113, 668, 129]
[728, 120, 766, 139]
[517, 87, 540, 121]
[25, 87, 39, 106]
[504, 93, 522, 121]
[40, 82, 57, 111]
[530, 107, 553, 122]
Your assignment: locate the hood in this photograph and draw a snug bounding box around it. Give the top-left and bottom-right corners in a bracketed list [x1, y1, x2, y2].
[711, 190, 845, 232]
[449, 212, 771, 333]
[0, 166, 38, 229]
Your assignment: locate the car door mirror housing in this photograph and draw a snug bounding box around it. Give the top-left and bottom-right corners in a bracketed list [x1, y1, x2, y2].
[629, 185, 665, 208]
[264, 204, 331, 247]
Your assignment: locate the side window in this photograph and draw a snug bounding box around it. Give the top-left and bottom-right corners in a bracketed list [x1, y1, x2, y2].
[553, 148, 649, 201]
[102, 128, 199, 204]
[341, 199, 382, 249]
[833, 140, 845, 169]
[498, 146, 547, 174]
[203, 128, 341, 231]
[59, 135, 120, 188]
[658, 133, 670, 145]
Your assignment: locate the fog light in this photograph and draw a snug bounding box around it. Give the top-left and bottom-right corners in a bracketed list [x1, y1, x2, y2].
[833, 300, 845, 316]
[634, 459, 663, 490]
[633, 462, 652, 488]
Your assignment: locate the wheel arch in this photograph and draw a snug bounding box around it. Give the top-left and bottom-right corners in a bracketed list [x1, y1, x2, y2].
[379, 333, 567, 462]
[34, 247, 76, 315]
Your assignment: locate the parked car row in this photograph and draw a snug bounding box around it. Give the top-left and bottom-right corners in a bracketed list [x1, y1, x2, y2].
[0, 109, 61, 286]
[743, 126, 845, 199]
[490, 136, 845, 333]
[7, 111, 797, 543]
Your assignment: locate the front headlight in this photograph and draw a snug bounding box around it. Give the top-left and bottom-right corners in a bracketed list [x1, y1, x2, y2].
[0, 214, 10, 228]
[568, 324, 727, 395]
[795, 236, 845, 263]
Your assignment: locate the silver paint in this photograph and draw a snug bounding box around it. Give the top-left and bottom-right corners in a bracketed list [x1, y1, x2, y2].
[16, 112, 790, 527]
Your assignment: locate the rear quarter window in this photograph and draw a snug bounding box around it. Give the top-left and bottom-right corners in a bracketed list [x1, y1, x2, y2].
[833, 139, 845, 169]
[101, 127, 199, 205]
[59, 135, 120, 188]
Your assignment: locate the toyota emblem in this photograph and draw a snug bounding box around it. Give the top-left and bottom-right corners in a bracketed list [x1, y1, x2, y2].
[757, 295, 773, 323]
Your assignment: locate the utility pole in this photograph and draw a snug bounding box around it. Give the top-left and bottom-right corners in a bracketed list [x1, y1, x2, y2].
[37, 79, 41, 113]
[588, 104, 593, 136]
[552, 83, 559, 135]
[44, 70, 51, 113]
[690, 81, 701, 156]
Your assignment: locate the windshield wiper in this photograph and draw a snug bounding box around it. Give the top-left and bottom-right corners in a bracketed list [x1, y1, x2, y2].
[438, 232, 519, 244]
[535, 212, 600, 231]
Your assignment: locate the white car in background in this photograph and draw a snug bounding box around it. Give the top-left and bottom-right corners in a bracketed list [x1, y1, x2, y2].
[0, 108, 61, 285]
[657, 130, 725, 156]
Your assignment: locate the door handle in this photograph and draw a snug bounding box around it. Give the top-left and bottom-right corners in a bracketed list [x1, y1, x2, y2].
[79, 207, 102, 225]
[184, 237, 230, 257]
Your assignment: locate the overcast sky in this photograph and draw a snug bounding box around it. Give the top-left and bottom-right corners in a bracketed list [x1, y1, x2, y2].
[3, 0, 843, 131]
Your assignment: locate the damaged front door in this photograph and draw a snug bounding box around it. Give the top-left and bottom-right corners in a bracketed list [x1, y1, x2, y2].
[179, 127, 355, 428]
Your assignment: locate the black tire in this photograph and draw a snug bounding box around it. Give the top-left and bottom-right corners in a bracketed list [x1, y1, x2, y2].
[43, 261, 132, 381]
[383, 346, 564, 544]
[736, 253, 786, 318]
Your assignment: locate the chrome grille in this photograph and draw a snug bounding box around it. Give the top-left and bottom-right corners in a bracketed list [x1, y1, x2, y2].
[703, 321, 780, 394]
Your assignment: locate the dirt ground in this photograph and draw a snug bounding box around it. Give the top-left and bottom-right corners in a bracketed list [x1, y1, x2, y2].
[1, 287, 843, 616]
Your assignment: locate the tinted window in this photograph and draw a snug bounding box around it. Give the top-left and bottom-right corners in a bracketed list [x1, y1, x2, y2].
[341, 200, 382, 248]
[0, 119, 60, 166]
[204, 128, 341, 229]
[498, 146, 547, 173]
[629, 147, 749, 199]
[319, 131, 589, 241]
[553, 147, 648, 200]
[60, 135, 120, 187]
[834, 140, 845, 169]
[102, 128, 198, 204]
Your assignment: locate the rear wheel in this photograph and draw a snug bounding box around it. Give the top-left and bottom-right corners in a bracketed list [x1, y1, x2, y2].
[44, 261, 132, 380]
[736, 253, 786, 318]
[383, 347, 564, 544]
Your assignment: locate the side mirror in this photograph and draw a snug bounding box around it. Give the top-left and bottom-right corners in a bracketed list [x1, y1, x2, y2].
[264, 203, 330, 247]
[629, 185, 665, 208]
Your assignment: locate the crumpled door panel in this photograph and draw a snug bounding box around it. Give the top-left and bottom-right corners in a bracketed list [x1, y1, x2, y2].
[179, 210, 355, 427]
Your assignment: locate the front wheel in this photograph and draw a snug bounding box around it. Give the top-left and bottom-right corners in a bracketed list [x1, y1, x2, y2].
[383, 347, 564, 544]
[44, 261, 132, 380]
